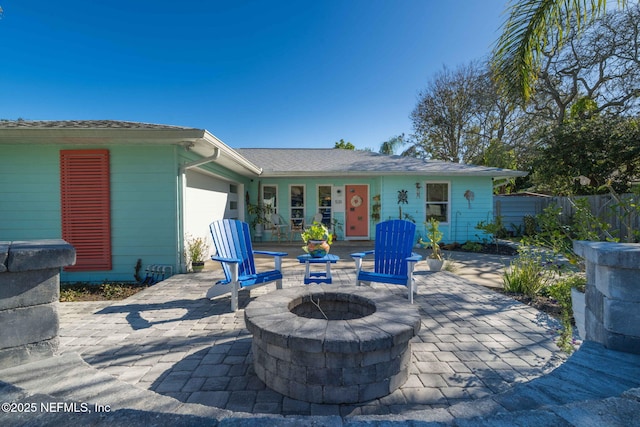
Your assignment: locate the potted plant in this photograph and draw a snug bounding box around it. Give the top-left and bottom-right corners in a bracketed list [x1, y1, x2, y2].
[247, 203, 273, 237]
[420, 218, 444, 271]
[185, 235, 209, 272]
[301, 221, 333, 258]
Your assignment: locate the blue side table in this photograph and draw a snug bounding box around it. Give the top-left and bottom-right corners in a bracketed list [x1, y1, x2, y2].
[297, 254, 340, 284]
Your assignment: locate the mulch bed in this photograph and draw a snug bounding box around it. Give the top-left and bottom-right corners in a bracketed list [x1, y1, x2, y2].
[445, 242, 519, 256]
[59, 283, 150, 302]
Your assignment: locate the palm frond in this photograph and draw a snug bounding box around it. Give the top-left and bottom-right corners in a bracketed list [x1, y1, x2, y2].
[492, 0, 615, 103]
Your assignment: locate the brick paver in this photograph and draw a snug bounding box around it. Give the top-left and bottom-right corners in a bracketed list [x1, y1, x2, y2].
[57, 257, 568, 417]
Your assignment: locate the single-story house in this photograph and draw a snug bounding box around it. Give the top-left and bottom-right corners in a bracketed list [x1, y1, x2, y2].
[0, 120, 526, 282]
[236, 148, 527, 243]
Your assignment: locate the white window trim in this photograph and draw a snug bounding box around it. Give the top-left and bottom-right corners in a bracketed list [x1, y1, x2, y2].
[261, 184, 279, 214]
[316, 184, 333, 226]
[289, 184, 306, 225]
[425, 181, 451, 224]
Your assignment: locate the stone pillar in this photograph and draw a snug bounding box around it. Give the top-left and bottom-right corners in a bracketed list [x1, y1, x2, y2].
[574, 241, 640, 354]
[0, 240, 75, 366]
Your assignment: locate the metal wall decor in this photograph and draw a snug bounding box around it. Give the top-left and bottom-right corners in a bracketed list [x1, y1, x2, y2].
[464, 190, 475, 208]
[397, 189, 408, 205]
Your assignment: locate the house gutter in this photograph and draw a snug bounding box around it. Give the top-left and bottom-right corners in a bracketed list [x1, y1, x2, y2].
[256, 170, 528, 178]
[180, 147, 221, 171]
[200, 130, 262, 176]
[175, 134, 261, 274]
[176, 146, 222, 274]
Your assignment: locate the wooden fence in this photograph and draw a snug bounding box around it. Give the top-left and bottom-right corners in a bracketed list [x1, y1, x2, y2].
[495, 193, 640, 242]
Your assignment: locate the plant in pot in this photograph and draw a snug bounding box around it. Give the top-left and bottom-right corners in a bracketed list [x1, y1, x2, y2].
[247, 203, 273, 237]
[185, 235, 209, 272]
[301, 221, 333, 258]
[419, 218, 444, 271]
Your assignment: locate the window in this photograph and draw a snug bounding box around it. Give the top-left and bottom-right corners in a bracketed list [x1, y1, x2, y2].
[262, 185, 277, 213]
[290, 185, 305, 228]
[317, 185, 332, 227]
[262, 185, 278, 229]
[60, 149, 112, 271]
[425, 182, 449, 223]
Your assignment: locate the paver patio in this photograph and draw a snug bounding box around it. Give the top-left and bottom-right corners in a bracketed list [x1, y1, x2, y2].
[56, 248, 568, 417]
[2, 243, 640, 425]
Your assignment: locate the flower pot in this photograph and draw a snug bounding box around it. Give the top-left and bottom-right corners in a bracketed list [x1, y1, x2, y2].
[571, 287, 586, 339]
[426, 258, 444, 272]
[254, 223, 264, 241]
[305, 240, 330, 258]
[191, 261, 205, 273]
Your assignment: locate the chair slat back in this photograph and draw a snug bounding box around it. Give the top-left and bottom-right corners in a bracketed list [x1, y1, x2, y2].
[374, 220, 416, 276]
[209, 219, 257, 281]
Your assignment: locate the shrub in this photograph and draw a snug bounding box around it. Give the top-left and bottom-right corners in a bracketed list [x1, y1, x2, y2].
[502, 247, 553, 297]
[546, 273, 586, 354]
[443, 257, 459, 273]
[523, 215, 537, 236]
[461, 241, 483, 252]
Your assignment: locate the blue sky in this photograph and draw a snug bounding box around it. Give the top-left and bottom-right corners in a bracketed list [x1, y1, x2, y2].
[0, 1, 508, 150]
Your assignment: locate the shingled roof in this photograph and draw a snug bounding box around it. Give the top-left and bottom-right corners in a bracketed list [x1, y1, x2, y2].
[236, 148, 527, 178]
[0, 120, 196, 130]
[0, 121, 526, 179]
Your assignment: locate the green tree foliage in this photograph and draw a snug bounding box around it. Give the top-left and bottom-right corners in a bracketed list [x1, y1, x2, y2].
[334, 139, 355, 150]
[531, 114, 640, 195]
[379, 134, 405, 155]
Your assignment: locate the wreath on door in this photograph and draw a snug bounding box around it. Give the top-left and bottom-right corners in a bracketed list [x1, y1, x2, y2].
[350, 195, 363, 207]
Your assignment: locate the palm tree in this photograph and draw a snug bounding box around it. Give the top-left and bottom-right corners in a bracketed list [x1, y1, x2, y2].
[379, 134, 405, 155]
[492, 0, 628, 103]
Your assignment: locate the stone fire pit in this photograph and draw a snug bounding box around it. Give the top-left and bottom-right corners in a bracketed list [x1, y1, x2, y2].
[244, 285, 421, 404]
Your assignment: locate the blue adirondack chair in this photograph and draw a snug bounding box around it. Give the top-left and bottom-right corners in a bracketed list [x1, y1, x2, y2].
[351, 219, 422, 303]
[208, 219, 287, 311]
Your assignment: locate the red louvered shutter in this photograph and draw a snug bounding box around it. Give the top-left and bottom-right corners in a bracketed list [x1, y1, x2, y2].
[60, 149, 112, 271]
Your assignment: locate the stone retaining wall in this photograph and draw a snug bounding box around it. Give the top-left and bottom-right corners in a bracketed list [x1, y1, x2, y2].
[0, 240, 75, 366]
[574, 241, 640, 354]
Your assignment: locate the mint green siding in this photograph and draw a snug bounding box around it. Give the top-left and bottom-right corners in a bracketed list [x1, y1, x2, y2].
[1, 145, 62, 239]
[246, 175, 494, 244]
[1, 144, 180, 282]
[1, 141, 254, 282]
[377, 175, 494, 244]
[107, 146, 178, 283]
[448, 176, 495, 243]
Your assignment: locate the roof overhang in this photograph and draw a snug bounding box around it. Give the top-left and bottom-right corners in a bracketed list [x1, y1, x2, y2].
[257, 170, 529, 179]
[0, 125, 262, 177]
[191, 131, 262, 176]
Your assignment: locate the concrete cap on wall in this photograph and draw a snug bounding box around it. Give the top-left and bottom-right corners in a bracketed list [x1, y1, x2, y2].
[3, 240, 76, 272]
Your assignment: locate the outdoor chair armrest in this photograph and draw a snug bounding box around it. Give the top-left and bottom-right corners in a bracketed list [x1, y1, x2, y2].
[406, 254, 422, 263]
[253, 250, 288, 257]
[211, 255, 241, 264]
[350, 250, 375, 259]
